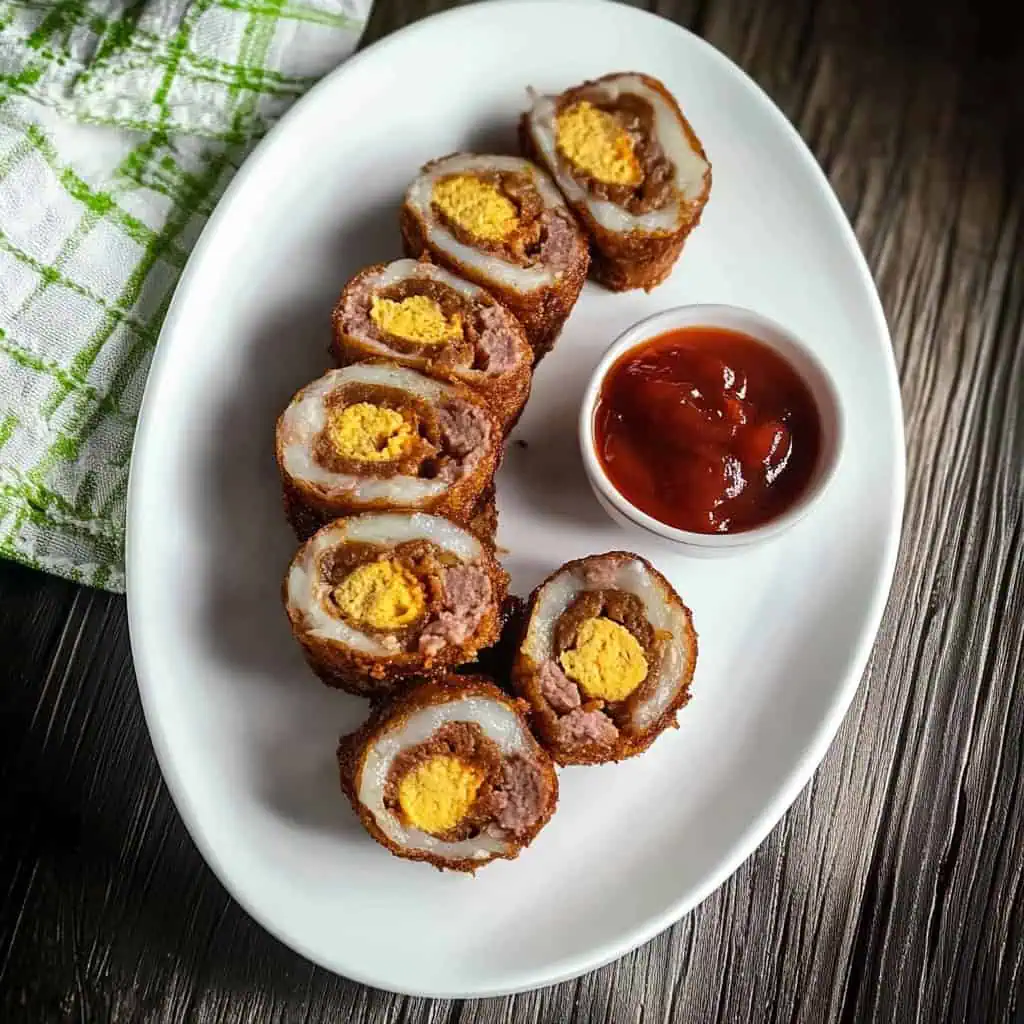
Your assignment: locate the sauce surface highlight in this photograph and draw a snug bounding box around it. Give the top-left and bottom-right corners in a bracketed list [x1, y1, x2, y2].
[595, 326, 822, 534]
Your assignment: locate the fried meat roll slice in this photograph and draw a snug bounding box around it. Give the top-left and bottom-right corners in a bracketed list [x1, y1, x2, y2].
[284, 513, 508, 695]
[332, 259, 533, 431]
[400, 154, 589, 361]
[339, 675, 558, 870]
[276, 363, 501, 539]
[521, 73, 711, 292]
[512, 552, 697, 764]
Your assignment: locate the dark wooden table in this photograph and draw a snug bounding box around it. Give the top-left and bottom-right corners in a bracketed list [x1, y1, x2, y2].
[3, 0, 1023, 1021]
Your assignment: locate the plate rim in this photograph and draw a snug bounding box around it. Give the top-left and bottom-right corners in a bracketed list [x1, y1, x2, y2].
[126, 0, 907, 997]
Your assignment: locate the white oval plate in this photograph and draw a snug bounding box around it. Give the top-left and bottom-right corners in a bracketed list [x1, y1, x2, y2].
[127, 0, 904, 998]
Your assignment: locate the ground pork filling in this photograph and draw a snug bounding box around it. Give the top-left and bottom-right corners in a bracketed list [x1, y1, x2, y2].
[383, 721, 548, 841]
[555, 92, 677, 214]
[311, 382, 490, 483]
[341, 274, 522, 374]
[430, 171, 581, 271]
[317, 540, 492, 654]
[418, 564, 493, 656]
[538, 588, 664, 747]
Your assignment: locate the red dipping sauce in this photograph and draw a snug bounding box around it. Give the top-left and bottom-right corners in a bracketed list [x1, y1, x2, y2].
[595, 326, 822, 534]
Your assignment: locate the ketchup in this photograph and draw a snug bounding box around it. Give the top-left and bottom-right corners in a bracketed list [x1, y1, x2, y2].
[594, 326, 822, 534]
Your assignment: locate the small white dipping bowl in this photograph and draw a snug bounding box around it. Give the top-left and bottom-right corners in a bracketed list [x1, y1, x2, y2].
[579, 304, 845, 555]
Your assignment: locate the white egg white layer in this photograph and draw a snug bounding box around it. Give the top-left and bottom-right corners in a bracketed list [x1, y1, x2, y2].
[286, 512, 483, 653]
[369, 258, 484, 298]
[525, 74, 709, 235]
[358, 695, 532, 861]
[278, 362, 452, 504]
[404, 154, 570, 293]
[522, 554, 691, 731]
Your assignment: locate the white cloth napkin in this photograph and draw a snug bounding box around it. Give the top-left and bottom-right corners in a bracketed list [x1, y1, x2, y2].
[0, 0, 371, 590]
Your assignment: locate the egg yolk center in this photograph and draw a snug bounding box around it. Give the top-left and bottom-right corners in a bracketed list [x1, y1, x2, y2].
[333, 559, 425, 630]
[555, 101, 642, 186]
[559, 616, 648, 702]
[397, 754, 484, 835]
[370, 294, 463, 345]
[326, 401, 414, 462]
[432, 175, 520, 241]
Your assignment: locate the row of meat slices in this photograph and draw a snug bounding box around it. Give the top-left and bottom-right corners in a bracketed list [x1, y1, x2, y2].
[286, 515, 698, 871]
[279, 74, 711, 544]
[278, 71, 711, 543]
[276, 72, 708, 871]
[392, 71, 712, 361]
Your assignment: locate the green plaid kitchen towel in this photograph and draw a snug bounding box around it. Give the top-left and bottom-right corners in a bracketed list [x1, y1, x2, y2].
[0, 0, 370, 591]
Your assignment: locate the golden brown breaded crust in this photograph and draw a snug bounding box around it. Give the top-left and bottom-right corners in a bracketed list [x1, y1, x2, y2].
[456, 594, 525, 685]
[519, 73, 712, 293]
[338, 675, 559, 872]
[282, 477, 331, 542]
[284, 523, 510, 697]
[511, 551, 698, 765]
[275, 366, 503, 542]
[399, 201, 588, 364]
[586, 223, 695, 293]
[331, 264, 533, 431]
[467, 482, 498, 544]
[283, 474, 499, 547]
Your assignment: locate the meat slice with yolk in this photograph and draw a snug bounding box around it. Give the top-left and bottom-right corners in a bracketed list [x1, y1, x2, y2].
[325, 402, 414, 462]
[370, 294, 463, 345]
[559, 617, 648, 702]
[333, 559, 425, 630]
[555, 101, 642, 186]
[432, 175, 520, 241]
[397, 754, 484, 834]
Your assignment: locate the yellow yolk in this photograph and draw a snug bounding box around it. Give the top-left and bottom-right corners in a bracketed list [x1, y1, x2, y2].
[559, 617, 648, 702]
[555, 101, 642, 186]
[397, 755, 484, 835]
[326, 402, 414, 462]
[333, 559, 425, 630]
[370, 294, 463, 345]
[432, 175, 519, 241]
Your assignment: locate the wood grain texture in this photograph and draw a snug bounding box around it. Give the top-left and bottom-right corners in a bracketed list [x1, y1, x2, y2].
[2, 0, 1022, 1020]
